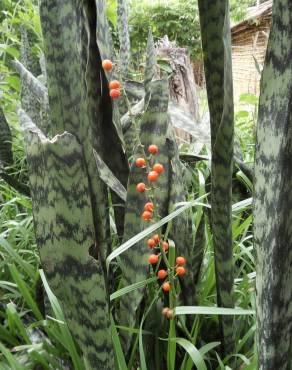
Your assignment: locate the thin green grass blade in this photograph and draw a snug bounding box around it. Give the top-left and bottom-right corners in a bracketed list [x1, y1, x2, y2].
[110, 315, 128, 370]
[8, 264, 42, 321]
[174, 306, 255, 316]
[172, 337, 207, 370]
[40, 270, 83, 370]
[107, 195, 207, 269]
[0, 341, 25, 370]
[0, 237, 35, 279]
[110, 277, 156, 301]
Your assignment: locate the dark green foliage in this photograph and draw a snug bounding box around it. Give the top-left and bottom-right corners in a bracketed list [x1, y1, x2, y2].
[0, 106, 13, 167]
[254, 0, 292, 368]
[129, 0, 201, 62]
[198, 0, 235, 356]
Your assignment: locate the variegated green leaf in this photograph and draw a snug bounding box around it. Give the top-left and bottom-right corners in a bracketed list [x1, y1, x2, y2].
[198, 0, 235, 355]
[254, 1, 292, 368]
[93, 149, 127, 201]
[0, 105, 13, 167]
[13, 60, 48, 110]
[144, 29, 156, 96]
[20, 114, 113, 369]
[117, 0, 131, 76]
[19, 26, 47, 132]
[39, 0, 128, 261]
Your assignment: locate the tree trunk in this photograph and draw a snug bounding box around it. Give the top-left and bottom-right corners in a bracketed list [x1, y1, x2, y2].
[156, 36, 200, 143]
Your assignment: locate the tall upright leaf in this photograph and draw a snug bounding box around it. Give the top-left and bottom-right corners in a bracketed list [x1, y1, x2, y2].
[198, 0, 235, 355]
[117, 0, 131, 76]
[39, 0, 128, 260]
[254, 1, 292, 368]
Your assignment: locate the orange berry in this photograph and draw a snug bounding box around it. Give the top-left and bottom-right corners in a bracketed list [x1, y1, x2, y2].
[147, 238, 156, 248]
[144, 202, 154, 212]
[148, 171, 159, 182]
[157, 269, 167, 280]
[176, 256, 186, 266]
[142, 211, 153, 221]
[176, 266, 186, 277]
[136, 157, 146, 167]
[109, 89, 121, 99]
[153, 234, 160, 243]
[153, 163, 164, 174]
[136, 183, 146, 193]
[148, 144, 158, 155]
[162, 307, 170, 316]
[102, 59, 113, 71]
[162, 241, 169, 252]
[162, 282, 171, 292]
[109, 80, 120, 89]
[149, 254, 159, 264]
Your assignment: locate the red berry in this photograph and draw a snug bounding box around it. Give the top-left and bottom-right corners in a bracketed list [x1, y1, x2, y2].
[149, 254, 159, 264]
[162, 241, 169, 252]
[102, 59, 113, 71]
[144, 202, 154, 212]
[153, 163, 164, 174]
[109, 80, 120, 89]
[136, 183, 146, 193]
[142, 211, 153, 221]
[148, 171, 159, 182]
[147, 238, 156, 248]
[176, 256, 186, 266]
[157, 269, 168, 280]
[136, 157, 146, 167]
[176, 266, 186, 277]
[109, 89, 121, 99]
[148, 144, 158, 155]
[162, 282, 171, 292]
[153, 234, 160, 243]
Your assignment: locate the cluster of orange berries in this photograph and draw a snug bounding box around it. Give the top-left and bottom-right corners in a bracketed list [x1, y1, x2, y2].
[102, 59, 121, 99]
[147, 234, 187, 294]
[135, 144, 165, 221]
[156, 256, 186, 293]
[135, 143, 187, 297]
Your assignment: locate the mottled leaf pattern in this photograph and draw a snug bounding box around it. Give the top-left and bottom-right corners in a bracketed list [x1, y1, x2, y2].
[39, 0, 129, 259]
[13, 60, 49, 110]
[118, 79, 170, 349]
[117, 0, 131, 76]
[198, 0, 235, 355]
[0, 106, 13, 167]
[254, 1, 292, 368]
[20, 112, 113, 369]
[19, 26, 46, 131]
[93, 149, 127, 201]
[118, 78, 193, 347]
[144, 30, 156, 96]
